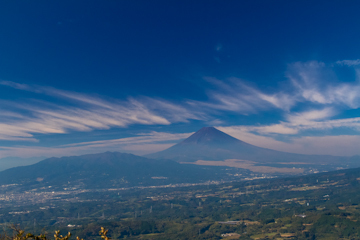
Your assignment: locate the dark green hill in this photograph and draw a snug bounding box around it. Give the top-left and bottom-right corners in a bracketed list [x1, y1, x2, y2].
[0, 152, 230, 189]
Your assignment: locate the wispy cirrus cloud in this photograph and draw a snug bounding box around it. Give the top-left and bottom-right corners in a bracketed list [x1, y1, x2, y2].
[288, 61, 360, 108]
[194, 60, 360, 116]
[188, 77, 296, 114]
[0, 81, 201, 141]
[0, 74, 301, 143]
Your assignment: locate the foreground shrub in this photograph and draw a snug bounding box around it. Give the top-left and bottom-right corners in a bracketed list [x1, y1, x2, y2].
[1, 226, 110, 240]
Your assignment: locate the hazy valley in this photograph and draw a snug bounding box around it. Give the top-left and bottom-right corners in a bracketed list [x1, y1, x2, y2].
[2, 128, 360, 239]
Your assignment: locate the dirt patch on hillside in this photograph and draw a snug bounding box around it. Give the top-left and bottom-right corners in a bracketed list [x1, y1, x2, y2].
[183, 159, 304, 174]
[276, 162, 314, 165]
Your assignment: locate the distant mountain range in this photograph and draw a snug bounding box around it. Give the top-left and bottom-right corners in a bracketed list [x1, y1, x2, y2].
[2, 127, 360, 190]
[146, 127, 360, 167]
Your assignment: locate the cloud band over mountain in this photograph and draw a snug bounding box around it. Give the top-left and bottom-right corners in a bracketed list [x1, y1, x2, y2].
[1, 60, 360, 158]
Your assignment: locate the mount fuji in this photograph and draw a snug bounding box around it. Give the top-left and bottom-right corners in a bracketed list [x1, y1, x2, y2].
[146, 127, 360, 167]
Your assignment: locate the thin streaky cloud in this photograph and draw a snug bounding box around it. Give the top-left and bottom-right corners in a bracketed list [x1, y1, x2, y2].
[285, 108, 335, 125]
[336, 59, 360, 66]
[2, 58, 360, 153]
[0, 131, 192, 158]
[61, 131, 192, 148]
[218, 125, 360, 156]
[0, 80, 41, 93]
[220, 108, 360, 137]
[188, 77, 296, 114]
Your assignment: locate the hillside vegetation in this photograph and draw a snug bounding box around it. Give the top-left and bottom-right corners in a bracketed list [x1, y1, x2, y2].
[2, 166, 360, 239]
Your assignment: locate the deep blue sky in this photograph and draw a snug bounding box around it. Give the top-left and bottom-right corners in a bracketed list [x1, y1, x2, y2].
[1, 0, 360, 159]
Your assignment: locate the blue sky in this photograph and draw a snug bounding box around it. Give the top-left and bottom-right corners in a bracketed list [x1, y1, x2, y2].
[1, 0, 360, 159]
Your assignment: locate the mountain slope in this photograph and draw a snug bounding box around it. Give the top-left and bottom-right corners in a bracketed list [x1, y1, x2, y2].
[0, 156, 45, 171]
[146, 127, 360, 166]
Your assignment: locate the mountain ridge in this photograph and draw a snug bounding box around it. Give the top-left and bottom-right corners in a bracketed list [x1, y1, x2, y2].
[179, 127, 246, 146]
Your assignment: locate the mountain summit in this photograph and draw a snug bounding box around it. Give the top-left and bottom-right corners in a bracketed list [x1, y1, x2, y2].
[179, 127, 242, 146]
